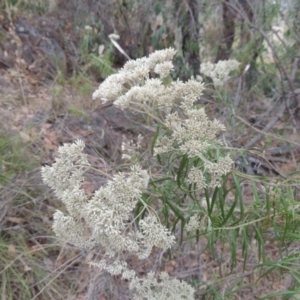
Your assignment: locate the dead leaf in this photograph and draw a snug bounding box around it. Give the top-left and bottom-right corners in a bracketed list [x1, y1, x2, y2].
[24, 264, 32, 272]
[6, 217, 26, 224]
[19, 131, 31, 142]
[43, 257, 54, 271]
[8, 244, 16, 258]
[31, 244, 44, 253]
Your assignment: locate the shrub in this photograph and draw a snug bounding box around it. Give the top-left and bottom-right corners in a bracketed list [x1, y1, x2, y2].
[42, 48, 299, 299]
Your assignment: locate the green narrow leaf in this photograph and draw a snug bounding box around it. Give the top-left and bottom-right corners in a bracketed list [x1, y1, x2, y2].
[162, 199, 170, 229]
[218, 186, 226, 220]
[207, 218, 215, 258]
[255, 226, 265, 263]
[230, 229, 237, 269]
[151, 125, 160, 156]
[241, 226, 248, 271]
[260, 290, 300, 299]
[209, 187, 219, 215]
[222, 195, 238, 225]
[232, 174, 244, 215]
[176, 154, 188, 188]
[205, 188, 211, 212]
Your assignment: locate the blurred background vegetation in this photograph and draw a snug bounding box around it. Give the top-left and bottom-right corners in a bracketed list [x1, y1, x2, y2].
[1, 0, 300, 299]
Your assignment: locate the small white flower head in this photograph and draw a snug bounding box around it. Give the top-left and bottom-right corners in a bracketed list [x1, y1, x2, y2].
[205, 155, 233, 188]
[41, 140, 89, 198]
[129, 164, 150, 190]
[186, 215, 201, 232]
[186, 167, 206, 189]
[139, 214, 175, 258]
[121, 57, 151, 81]
[52, 210, 92, 248]
[156, 107, 226, 159]
[122, 134, 144, 161]
[205, 155, 233, 176]
[84, 25, 93, 31]
[113, 78, 165, 110]
[130, 271, 195, 300]
[108, 33, 120, 40]
[92, 73, 126, 102]
[179, 140, 210, 159]
[153, 136, 174, 156]
[201, 59, 240, 86]
[154, 61, 174, 78]
[172, 79, 205, 109]
[90, 259, 136, 279]
[60, 187, 88, 217]
[93, 48, 177, 112]
[148, 48, 177, 68]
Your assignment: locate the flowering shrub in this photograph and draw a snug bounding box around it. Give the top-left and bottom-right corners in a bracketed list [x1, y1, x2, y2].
[42, 49, 239, 299]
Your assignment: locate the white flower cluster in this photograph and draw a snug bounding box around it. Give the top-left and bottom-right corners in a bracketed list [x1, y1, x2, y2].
[187, 167, 206, 189]
[41, 140, 175, 274]
[93, 48, 233, 191]
[121, 134, 143, 161]
[154, 107, 226, 159]
[92, 48, 177, 111]
[139, 215, 175, 259]
[153, 93, 232, 188]
[130, 271, 195, 300]
[204, 154, 233, 188]
[185, 215, 201, 233]
[90, 260, 135, 279]
[41, 140, 89, 218]
[201, 59, 240, 86]
[42, 139, 194, 298]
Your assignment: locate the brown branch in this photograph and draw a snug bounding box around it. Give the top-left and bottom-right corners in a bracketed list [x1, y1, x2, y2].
[244, 100, 287, 148]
